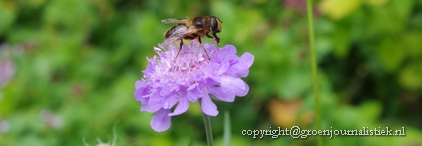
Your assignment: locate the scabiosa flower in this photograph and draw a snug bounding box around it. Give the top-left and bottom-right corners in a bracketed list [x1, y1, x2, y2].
[0, 119, 10, 133]
[40, 109, 63, 129]
[0, 58, 15, 87]
[134, 41, 254, 132]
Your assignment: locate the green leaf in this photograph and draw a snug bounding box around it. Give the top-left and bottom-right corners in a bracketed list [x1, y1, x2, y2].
[332, 25, 351, 58]
[376, 38, 405, 72]
[357, 100, 381, 125]
[277, 68, 312, 99]
[399, 63, 422, 90]
[319, 0, 362, 20]
[0, 2, 17, 35]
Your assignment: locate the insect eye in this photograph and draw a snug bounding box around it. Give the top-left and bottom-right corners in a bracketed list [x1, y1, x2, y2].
[210, 17, 220, 33]
[194, 21, 203, 28]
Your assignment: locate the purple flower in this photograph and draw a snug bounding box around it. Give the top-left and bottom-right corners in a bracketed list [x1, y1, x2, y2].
[0, 59, 15, 87]
[40, 110, 63, 129]
[134, 41, 254, 132]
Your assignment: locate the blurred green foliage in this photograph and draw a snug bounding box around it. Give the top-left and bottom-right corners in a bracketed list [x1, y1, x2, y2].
[1, 0, 422, 145]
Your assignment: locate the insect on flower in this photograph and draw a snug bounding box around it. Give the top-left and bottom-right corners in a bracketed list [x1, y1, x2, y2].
[134, 41, 254, 132]
[161, 16, 223, 59]
[135, 16, 254, 132]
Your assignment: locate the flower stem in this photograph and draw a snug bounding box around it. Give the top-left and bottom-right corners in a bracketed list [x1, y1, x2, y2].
[306, 0, 322, 146]
[202, 113, 214, 146]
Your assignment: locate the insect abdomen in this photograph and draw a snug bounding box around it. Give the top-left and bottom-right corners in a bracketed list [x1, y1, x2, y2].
[164, 24, 185, 39]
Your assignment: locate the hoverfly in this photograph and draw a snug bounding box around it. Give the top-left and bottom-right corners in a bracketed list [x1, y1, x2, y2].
[162, 16, 223, 59]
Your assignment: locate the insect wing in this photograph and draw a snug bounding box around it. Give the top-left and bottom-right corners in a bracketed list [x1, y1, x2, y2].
[162, 25, 193, 46]
[161, 18, 188, 24]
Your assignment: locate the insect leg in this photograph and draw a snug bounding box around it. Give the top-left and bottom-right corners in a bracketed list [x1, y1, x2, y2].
[174, 39, 184, 61]
[206, 32, 213, 38]
[212, 32, 220, 44]
[197, 37, 210, 60]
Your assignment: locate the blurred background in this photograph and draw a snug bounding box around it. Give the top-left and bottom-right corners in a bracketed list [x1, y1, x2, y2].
[1, 0, 422, 145]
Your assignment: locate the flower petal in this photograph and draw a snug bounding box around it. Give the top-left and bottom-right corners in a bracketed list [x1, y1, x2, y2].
[219, 45, 237, 57]
[208, 85, 235, 102]
[187, 87, 201, 102]
[204, 43, 217, 52]
[168, 98, 189, 116]
[134, 81, 150, 101]
[226, 77, 246, 96]
[140, 102, 149, 111]
[235, 69, 250, 78]
[209, 76, 244, 102]
[146, 91, 163, 112]
[162, 94, 179, 109]
[143, 62, 156, 78]
[135, 80, 147, 89]
[228, 52, 255, 77]
[150, 109, 171, 132]
[201, 93, 218, 116]
[239, 52, 254, 69]
[234, 80, 249, 97]
[160, 84, 173, 96]
[211, 45, 236, 62]
[216, 61, 230, 75]
[134, 88, 147, 102]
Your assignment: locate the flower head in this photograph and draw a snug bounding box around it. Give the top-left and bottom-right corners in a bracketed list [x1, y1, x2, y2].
[0, 59, 15, 87]
[134, 41, 254, 132]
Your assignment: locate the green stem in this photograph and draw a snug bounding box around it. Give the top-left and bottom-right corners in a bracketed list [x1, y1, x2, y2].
[306, 0, 322, 146]
[202, 113, 214, 146]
